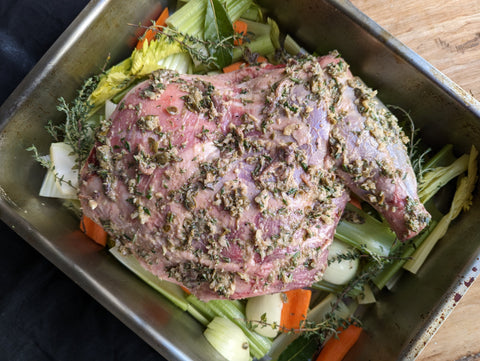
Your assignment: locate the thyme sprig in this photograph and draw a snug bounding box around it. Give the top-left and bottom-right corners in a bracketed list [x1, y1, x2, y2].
[388, 104, 431, 181]
[129, 22, 248, 69]
[51, 76, 99, 169]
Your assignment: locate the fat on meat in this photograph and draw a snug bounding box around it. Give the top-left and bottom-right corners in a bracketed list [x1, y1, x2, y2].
[79, 53, 430, 300]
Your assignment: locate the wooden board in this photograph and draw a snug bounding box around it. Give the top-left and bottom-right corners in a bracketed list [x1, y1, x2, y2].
[349, 1, 480, 359]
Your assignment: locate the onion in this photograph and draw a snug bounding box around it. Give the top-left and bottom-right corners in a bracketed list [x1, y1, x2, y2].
[323, 240, 359, 285]
[245, 293, 283, 337]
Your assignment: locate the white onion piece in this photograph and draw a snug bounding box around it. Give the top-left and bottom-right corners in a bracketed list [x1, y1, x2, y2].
[204, 316, 250, 361]
[105, 99, 117, 120]
[323, 240, 359, 285]
[49, 142, 78, 198]
[245, 293, 283, 337]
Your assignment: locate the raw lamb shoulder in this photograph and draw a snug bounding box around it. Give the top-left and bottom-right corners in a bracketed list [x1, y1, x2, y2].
[79, 53, 430, 300]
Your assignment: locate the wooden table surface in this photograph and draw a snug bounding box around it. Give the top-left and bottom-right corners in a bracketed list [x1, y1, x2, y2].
[350, 1, 480, 360]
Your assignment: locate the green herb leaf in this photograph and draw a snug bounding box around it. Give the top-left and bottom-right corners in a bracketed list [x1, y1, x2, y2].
[204, 0, 234, 69]
[278, 334, 320, 361]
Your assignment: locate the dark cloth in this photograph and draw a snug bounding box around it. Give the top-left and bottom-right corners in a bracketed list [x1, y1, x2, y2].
[0, 1, 164, 360]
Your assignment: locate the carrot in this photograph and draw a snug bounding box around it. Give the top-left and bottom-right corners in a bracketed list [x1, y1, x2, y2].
[315, 324, 363, 361]
[280, 289, 312, 332]
[136, 7, 169, 50]
[222, 55, 268, 73]
[180, 286, 191, 295]
[233, 20, 248, 45]
[256, 55, 268, 63]
[349, 194, 362, 210]
[223, 61, 246, 73]
[80, 215, 108, 247]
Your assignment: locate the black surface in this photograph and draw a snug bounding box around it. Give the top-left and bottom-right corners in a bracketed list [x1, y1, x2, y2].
[0, 1, 165, 360]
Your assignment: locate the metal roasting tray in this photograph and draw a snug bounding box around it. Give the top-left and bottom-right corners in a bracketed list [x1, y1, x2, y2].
[1, 0, 480, 359]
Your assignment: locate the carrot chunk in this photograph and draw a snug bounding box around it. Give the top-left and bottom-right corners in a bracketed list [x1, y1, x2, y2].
[315, 324, 363, 361]
[136, 7, 169, 50]
[80, 215, 108, 247]
[223, 61, 246, 73]
[280, 289, 312, 332]
[233, 20, 248, 45]
[349, 194, 362, 210]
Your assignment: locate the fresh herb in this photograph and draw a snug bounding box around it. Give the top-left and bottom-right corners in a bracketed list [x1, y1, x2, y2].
[204, 0, 235, 69]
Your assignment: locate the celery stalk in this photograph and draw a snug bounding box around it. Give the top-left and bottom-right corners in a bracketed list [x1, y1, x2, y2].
[185, 294, 271, 359]
[226, 0, 254, 22]
[423, 144, 454, 169]
[207, 299, 272, 359]
[109, 245, 190, 311]
[186, 294, 217, 322]
[242, 19, 271, 37]
[419, 153, 469, 204]
[284, 34, 306, 56]
[167, 0, 253, 37]
[404, 146, 478, 274]
[204, 317, 250, 361]
[239, 3, 263, 21]
[372, 220, 437, 289]
[335, 204, 396, 257]
[233, 34, 275, 61]
[166, 0, 207, 36]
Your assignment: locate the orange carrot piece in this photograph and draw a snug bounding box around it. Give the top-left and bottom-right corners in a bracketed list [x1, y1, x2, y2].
[80, 215, 108, 247]
[315, 324, 363, 361]
[256, 55, 268, 63]
[136, 7, 169, 50]
[180, 286, 191, 295]
[233, 20, 248, 45]
[280, 289, 312, 332]
[223, 61, 246, 73]
[349, 194, 362, 210]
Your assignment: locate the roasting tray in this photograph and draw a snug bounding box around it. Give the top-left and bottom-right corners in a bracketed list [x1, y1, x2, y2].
[1, 0, 480, 360]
